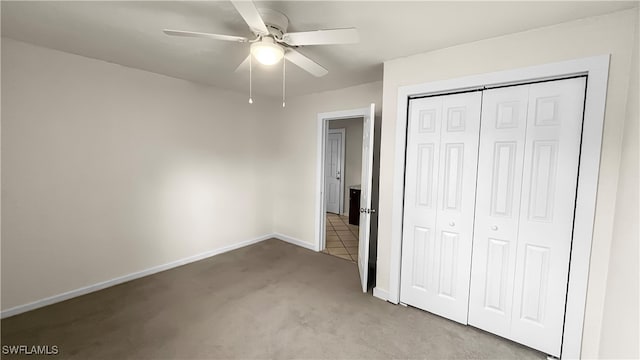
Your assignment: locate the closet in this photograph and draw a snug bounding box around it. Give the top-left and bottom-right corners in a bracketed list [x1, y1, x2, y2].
[399, 77, 586, 357]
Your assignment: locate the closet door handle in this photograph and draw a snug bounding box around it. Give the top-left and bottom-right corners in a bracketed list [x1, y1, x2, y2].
[491, 225, 498, 231]
[449, 221, 455, 227]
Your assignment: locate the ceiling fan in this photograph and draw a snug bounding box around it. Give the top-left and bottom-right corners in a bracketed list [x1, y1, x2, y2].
[163, 0, 359, 78]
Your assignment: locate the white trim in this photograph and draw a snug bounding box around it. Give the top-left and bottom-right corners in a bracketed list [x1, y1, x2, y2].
[327, 128, 346, 215]
[373, 287, 389, 302]
[272, 233, 317, 251]
[315, 107, 370, 253]
[1, 234, 275, 319]
[388, 55, 610, 359]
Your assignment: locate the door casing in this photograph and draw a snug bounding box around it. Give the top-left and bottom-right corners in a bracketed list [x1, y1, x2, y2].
[385, 55, 610, 359]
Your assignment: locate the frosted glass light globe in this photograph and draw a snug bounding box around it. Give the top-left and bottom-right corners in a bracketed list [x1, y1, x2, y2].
[250, 38, 284, 65]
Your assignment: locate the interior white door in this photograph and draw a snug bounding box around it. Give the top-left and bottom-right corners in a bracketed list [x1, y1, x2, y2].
[468, 84, 530, 338]
[400, 92, 481, 323]
[358, 103, 375, 293]
[510, 78, 586, 356]
[325, 130, 343, 214]
[469, 77, 586, 356]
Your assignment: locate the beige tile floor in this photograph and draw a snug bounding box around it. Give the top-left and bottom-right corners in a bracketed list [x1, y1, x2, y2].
[322, 212, 359, 262]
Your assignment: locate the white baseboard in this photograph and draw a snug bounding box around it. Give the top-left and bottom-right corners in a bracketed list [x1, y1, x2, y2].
[1, 234, 274, 319]
[373, 287, 390, 302]
[272, 233, 317, 251]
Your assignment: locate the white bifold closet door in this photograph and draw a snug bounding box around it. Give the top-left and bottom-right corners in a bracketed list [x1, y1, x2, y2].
[400, 92, 481, 324]
[468, 77, 586, 357]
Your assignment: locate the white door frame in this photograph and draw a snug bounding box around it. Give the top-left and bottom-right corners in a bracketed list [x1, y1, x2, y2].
[326, 128, 346, 215]
[315, 107, 369, 252]
[387, 55, 610, 359]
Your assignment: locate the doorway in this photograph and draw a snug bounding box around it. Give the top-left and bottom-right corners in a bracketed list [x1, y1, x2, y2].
[323, 120, 362, 262]
[325, 128, 345, 215]
[315, 105, 376, 293]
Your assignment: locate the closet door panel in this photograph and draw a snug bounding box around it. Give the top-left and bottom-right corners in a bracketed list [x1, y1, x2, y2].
[400, 91, 481, 325]
[433, 92, 481, 323]
[468, 85, 529, 337]
[510, 77, 586, 356]
[400, 96, 443, 306]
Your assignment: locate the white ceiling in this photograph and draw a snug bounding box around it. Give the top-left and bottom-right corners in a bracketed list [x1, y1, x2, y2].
[2, 1, 636, 98]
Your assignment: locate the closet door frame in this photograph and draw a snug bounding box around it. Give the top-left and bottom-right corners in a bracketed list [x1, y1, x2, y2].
[386, 55, 610, 359]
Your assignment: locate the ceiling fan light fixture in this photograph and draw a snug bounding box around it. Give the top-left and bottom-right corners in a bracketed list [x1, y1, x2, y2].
[250, 38, 284, 65]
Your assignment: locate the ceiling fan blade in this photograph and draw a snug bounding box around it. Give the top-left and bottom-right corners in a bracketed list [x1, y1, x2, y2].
[282, 28, 359, 46]
[285, 49, 328, 77]
[235, 55, 250, 72]
[163, 29, 248, 43]
[229, 0, 269, 36]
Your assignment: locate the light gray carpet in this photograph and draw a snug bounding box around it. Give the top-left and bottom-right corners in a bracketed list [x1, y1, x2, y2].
[2, 239, 544, 359]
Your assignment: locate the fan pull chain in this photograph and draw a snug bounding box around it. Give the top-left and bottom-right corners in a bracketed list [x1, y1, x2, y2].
[249, 55, 253, 104]
[282, 58, 286, 108]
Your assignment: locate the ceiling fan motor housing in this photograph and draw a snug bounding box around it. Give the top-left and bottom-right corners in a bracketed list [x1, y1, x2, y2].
[258, 8, 289, 39]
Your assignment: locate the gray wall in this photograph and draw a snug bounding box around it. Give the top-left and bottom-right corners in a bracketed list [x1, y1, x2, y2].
[1, 38, 276, 310]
